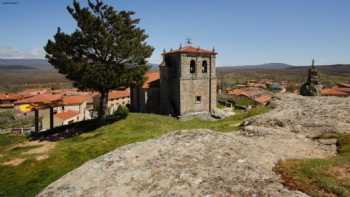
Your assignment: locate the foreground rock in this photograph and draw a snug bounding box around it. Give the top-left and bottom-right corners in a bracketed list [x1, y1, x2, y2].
[243, 94, 350, 140]
[39, 129, 332, 197]
[39, 94, 349, 196]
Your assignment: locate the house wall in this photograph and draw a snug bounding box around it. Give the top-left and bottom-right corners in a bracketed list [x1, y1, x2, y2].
[41, 108, 63, 131]
[108, 97, 130, 115]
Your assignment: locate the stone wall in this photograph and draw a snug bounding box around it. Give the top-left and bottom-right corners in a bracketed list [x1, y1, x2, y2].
[179, 54, 217, 115]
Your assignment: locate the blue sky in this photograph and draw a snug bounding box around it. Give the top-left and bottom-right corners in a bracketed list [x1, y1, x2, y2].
[0, 0, 349, 66]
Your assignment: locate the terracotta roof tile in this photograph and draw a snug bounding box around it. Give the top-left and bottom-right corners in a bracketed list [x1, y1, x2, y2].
[0, 93, 22, 101]
[226, 89, 250, 97]
[335, 87, 350, 93]
[56, 110, 80, 121]
[164, 46, 217, 55]
[62, 95, 90, 105]
[143, 72, 160, 89]
[109, 89, 130, 100]
[254, 95, 272, 105]
[321, 88, 349, 96]
[337, 83, 350, 88]
[15, 94, 63, 105]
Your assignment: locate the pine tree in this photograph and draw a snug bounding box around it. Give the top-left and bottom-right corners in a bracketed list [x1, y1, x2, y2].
[44, 0, 154, 120]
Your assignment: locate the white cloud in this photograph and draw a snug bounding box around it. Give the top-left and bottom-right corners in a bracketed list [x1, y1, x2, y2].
[0, 47, 45, 59]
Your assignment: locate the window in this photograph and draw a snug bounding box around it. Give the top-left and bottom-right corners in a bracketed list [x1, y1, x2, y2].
[195, 96, 201, 104]
[202, 60, 208, 73]
[190, 60, 196, 73]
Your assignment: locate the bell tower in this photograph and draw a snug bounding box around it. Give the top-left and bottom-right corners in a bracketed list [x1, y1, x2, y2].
[159, 43, 217, 116]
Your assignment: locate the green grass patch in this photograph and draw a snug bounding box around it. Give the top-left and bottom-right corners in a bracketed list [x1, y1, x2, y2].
[0, 107, 268, 197]
[275, 134, 350, 197]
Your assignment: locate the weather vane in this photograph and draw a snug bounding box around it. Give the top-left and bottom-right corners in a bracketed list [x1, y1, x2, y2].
[186, 38, 192, 45]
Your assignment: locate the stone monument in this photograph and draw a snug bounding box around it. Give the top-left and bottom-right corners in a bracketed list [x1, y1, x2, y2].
[300, 59, 322, 96]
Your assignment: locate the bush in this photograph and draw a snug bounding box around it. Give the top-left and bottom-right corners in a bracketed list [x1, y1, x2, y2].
[113, 106, 129, 119]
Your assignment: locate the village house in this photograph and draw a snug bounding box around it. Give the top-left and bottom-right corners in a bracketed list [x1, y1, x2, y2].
[107, 89, 130, 114]
[225, 87, 272, 106]
[15, 92, 94, 131]
[131, 44, 217, 116]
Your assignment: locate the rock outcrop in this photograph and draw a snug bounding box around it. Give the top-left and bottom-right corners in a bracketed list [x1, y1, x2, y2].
[39, 94, 350, 197]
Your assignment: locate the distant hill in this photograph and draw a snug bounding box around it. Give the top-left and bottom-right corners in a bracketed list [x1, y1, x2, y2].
[148, 63, 159, 71]
[218, 63, 293, 71]
[0, 59, 52, 70]
[0, 59, 161, 71]
[0, 65, 37, 70]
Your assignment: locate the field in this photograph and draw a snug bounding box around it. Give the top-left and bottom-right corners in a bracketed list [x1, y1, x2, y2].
[275, 134, 350, 197]
[0, 70, 71, 92]
[217, 65, 350, 88]
[0, 107, 267, 197]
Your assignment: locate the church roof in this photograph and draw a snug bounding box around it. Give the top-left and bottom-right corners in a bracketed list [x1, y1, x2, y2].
[143, 72, 160, 89]
[163, 46, 217, 55]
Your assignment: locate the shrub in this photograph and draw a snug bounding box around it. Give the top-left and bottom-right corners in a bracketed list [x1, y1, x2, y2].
[113, 106, 129, 119]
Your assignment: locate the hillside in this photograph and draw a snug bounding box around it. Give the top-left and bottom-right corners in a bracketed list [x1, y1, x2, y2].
[218, 64, 350, 87]
[0, 65, 37, 70]
[220, 63, 294, 70]
[0, 59, 52, 70]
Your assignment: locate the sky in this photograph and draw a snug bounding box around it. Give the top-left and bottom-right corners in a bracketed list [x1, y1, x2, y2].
[0, 0, 350, 66]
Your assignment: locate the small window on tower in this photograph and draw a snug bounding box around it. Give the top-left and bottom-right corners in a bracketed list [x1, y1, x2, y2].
[195, 96, 201, 104]
[202, 60, 208, 73]
[190, 60, 196, 73]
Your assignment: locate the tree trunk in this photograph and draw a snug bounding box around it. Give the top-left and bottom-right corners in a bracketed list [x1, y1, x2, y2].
[98, 90, 109, 120]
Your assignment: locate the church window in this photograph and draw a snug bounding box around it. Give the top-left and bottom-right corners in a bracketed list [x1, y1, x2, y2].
[190, 60, 196, 73]
[195, 96, 201, 104]
[202, 60, 208, 73]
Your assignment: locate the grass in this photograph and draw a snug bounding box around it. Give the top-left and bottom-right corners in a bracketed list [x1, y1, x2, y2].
[275, 134, 350, 197]
[0, 107, 268, 197]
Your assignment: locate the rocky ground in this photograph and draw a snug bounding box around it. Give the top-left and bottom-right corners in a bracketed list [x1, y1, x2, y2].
[39, 94, 350, 197]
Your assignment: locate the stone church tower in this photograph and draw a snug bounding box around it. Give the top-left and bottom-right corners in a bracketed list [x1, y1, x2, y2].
[159, 44, 217, 116]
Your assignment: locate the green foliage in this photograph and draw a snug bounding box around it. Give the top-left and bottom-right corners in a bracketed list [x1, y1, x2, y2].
[275, 134, 350, 197]
[113, 106, 129, 119]
[0, 110, 34, 130]
[0, 108, 268, 196]
[44, 0, 153, 118]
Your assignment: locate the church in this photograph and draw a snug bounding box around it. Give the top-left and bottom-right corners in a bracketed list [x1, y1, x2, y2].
[130, 43, 217, 117]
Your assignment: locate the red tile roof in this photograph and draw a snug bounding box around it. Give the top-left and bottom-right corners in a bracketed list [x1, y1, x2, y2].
[143, 72, 160, 89]
[15, 94, 63, 105]
[226, 89, 250, 97]
[337, 83, 350, 88]
[321, 88, 349, 97]
[254, 95, 272, 105]
[164, 46, 217, 55]
[0, 93, 22, 101]
[56, 110, 80, 121]
[109, 88, 130, 100]
[335, 87, 350, 93]
[62, 95, 90, 105]
[17, 89, 49, 98]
